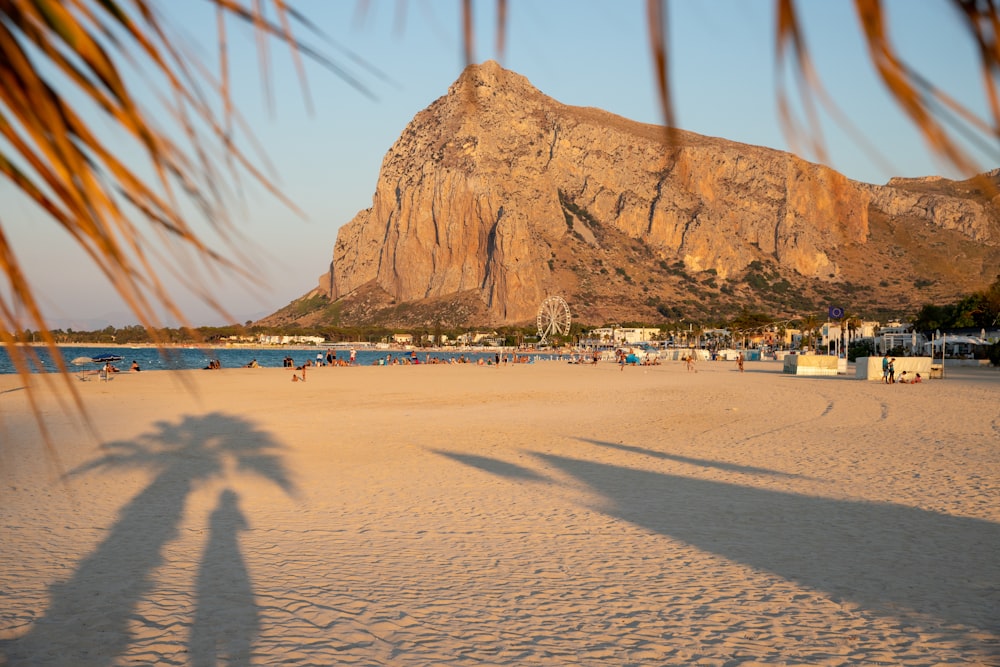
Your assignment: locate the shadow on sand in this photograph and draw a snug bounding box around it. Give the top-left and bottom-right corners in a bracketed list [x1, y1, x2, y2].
[575, 437, 816, 480]
[442, 439, 999, 638]
[432, 449, 548, 482]
[189, 489, 257, 666]
[541, 444, 999, 636]
[2, 412, 295, 667]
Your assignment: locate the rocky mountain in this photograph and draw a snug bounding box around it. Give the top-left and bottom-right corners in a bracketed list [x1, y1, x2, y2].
[261, 60, 1000, 330]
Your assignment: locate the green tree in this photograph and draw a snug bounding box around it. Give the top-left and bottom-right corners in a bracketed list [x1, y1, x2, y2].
[913, 276, 1000, 332]
[799, 314, 820, 349]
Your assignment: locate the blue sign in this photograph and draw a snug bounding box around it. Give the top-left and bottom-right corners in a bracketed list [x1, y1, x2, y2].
[829, 306, 844, 319]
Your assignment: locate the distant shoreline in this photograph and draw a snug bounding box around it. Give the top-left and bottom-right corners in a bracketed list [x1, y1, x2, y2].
[16, 341, 515, 353]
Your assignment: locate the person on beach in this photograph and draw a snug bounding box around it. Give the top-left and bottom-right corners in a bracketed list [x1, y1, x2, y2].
[882, 353, 890, 383]
[899, 370, 909, 383]
[737, 352, 744, 373]
[130, 360, 140, 372]
[316, 352, 323, 367]
[293, 364, 306, 382]
[888, 358, 896, 384]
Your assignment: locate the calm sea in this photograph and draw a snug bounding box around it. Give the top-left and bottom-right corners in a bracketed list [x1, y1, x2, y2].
[0, 346, 517, 375]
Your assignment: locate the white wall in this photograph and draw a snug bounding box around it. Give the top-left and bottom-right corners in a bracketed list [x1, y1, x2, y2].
[855, 356, 933, 381]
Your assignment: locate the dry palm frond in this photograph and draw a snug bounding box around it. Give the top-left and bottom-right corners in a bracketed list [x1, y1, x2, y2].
[645, 0, 677, 142]
[776, 0, 1000, 179]
[0, 0, 366, 455]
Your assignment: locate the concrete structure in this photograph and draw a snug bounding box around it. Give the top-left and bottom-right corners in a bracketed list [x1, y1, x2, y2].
[782, 354, 838, 376]
[856, 356, 933, 381]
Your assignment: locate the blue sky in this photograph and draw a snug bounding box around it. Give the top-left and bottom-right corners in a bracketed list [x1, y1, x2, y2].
[3, 0, 992, 328]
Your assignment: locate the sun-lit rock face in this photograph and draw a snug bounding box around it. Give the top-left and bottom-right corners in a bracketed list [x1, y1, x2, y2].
[317, 60, 998, 325]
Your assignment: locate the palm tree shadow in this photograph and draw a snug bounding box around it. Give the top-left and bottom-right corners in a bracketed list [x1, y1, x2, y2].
[576, 437, 815, 480]
[532, 451, 1000, 638]
[431, 449, 549, 482]
[189, 489, 257, 667]
[2, 412, 295, 667]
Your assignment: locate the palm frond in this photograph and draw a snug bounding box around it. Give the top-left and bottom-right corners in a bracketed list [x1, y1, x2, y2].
[0, 0, 343, 446]
[775, 0, 999, 178]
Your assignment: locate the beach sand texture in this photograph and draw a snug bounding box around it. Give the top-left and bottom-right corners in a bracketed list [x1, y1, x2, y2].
[1, 360, 998, 666]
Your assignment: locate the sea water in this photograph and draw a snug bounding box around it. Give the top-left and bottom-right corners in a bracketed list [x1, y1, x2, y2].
[0, 346, 506, 375]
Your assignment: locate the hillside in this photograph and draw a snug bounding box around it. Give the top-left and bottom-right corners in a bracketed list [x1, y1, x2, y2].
[259, 61, 1000, 330]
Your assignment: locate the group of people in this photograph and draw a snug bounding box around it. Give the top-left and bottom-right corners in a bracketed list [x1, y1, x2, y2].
[323, 349, 357, 366]
[98, 360, 140, 376]
[881, 354, 922, 384]
[881, 354, 896, 383]
[281, 349, 360, 381]
[613, 349, 662, 370]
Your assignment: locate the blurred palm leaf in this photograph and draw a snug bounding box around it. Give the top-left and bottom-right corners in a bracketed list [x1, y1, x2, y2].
[0, 0, 359, 460]
[775, 0, 1000, 177]
[0, 0, 318, 345]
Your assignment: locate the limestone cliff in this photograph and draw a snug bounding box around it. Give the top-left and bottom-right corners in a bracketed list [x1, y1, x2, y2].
[299, 61, 998, 328]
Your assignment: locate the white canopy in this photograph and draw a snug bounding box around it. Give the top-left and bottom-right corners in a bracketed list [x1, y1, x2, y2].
[924, 335, 989, 347]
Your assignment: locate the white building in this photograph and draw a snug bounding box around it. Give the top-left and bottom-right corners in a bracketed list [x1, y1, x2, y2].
[872, 323, 927, 355]
[258, 334, 325, 346]
[588, 327, 660, 345]
[819, 320, 881, 352]
[455, 332, 500, 346]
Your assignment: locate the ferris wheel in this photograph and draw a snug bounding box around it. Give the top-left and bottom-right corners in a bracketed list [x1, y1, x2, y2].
[536, 295, 572, 343]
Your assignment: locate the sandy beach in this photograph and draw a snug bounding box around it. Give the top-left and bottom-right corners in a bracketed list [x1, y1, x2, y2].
[1, 359, 998, 666]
